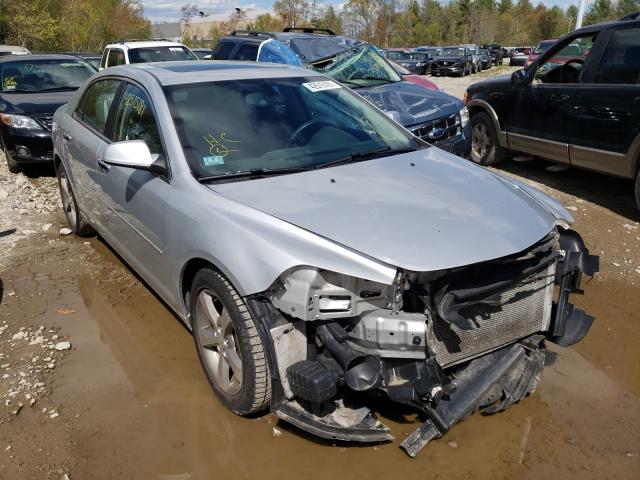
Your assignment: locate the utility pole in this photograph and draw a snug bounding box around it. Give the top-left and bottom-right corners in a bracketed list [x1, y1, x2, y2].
[575, 0, 586, 29]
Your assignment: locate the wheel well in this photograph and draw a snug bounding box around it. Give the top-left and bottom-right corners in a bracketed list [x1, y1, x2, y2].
[53, 154, 62, 172]
[181, 258, 216, 311]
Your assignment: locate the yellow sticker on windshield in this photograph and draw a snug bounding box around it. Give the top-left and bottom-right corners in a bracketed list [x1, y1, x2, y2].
[203, 132, 240, 158]
[3, 77, 16, 90]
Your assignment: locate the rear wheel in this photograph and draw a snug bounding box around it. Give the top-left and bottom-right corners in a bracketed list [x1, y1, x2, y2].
[191, 268, 271, 415]
[56, 163, 94, 235]
[470, 112, 507, 165]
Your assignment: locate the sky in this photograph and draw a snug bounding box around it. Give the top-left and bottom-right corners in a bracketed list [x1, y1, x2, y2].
[141, 0, 588, 24]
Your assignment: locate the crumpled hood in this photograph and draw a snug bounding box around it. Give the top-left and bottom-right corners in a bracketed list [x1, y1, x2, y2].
[210, 148, 557, 273]
[0, 91, 75, 115]
[355, 81, 461, 127]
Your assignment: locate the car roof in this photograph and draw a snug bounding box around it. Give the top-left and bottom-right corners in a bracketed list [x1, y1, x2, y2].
[104, 61, 313, 85]
[106, 41, 187, 49]
[0, 53, 85, 63]
[0, 45, 30, 53]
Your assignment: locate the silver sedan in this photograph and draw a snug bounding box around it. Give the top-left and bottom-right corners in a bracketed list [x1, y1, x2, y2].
[52, 61, 598, 456]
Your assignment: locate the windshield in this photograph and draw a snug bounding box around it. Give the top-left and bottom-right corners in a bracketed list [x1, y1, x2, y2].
[534, 41, 555, 54]
[285, 36, 363, 64]
[480, 49, 490, 56]
[128, 46, 197, 63]
[311, 45, 402, 88]
[387, 51, 410, 60]
[440, 48, 465, 57]
[0, 58, 95, 92]
[164, 76, 421, 180]
[411, 53, 430, 61]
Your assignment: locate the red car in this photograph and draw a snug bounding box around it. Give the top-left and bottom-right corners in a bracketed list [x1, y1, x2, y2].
[391, 62, 440, 91]
[525, 39, 555, 68]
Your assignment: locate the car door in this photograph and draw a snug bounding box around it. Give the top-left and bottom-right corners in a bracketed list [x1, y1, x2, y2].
[568, 26, 640, 178]
[65, 78, 123, 222]
[95, 81, 173, 297]
[505, 32, 598, 163]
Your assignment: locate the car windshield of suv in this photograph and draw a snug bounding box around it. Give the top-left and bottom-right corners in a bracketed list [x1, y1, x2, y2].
[440, 48, 465, 57]
[0, 58, 95, 93]
[387, 51, 410, 60]
[285, 36, 363, 64]
[128, 46, 197, 63]
[534, 41, 555, 54]
[164, 76, 421, 181]
[480, 49, 490, 56]
[411, 53, 429, 61]
[310, 45, 402, 88]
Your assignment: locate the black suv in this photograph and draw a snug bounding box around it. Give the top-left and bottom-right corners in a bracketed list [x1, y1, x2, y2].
[479, 43, 504, 65]
[466, 12, 640, 210]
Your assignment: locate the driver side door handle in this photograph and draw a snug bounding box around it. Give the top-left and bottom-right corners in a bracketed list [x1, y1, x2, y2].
[550, 93, 571, 102]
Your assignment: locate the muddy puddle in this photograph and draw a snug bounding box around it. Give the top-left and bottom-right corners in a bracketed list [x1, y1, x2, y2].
[1, 239, 639, 479]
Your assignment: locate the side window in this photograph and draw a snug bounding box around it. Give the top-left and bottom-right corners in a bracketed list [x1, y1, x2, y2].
[594, 28, 640, 85]
[108, 48, 125, 67]
[79, 79, 121, 134]
[213, 41, 235, 60]
[236, 44, 258, 61]
[100, 49, 109, 69]
[112, 83, 163, 155]
[534, 33, 596, 84]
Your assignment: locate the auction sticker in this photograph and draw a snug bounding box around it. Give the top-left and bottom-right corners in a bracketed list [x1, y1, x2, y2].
[203, 155, 225, 166]
[302, 81, 341, 92]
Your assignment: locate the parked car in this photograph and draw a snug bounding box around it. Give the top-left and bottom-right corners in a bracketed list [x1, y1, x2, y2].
[465, 12, 640, 209]
[480, 43, 504, 65]
[462, 45, 483, 73]
[479, 48, 492, 69]
[100, 40, 198, 69]
[509, 47, 530, 66]
[525, 39, 556, 68]
[214, 30, 471, 157]
[392, 62, 440, 91]
[62, 52, 101, 70]
[0, 45, 31, 56]
[430, 46, 474, 76]
[384, 49, 431, 75]
[52, 60, 598, 457]
[191, 48, 214, 60]
[0, 54, 96, 173]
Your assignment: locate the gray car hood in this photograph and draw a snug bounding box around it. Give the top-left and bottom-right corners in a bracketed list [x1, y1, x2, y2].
[210, 148, 557, 273]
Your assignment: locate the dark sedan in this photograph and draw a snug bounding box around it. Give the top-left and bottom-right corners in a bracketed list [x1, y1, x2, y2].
[0, 54, 95, 172]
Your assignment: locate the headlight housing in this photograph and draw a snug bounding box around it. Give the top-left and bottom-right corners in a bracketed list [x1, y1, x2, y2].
[0, 113, 41, 130]
[459, 107, 469, 128]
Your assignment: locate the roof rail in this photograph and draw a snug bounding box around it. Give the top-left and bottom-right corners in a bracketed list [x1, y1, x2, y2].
[282, 27, 336, 35]
[619, 11, 640, 21]
[114, 38, 170, 44]
[229, 30, 275, 38]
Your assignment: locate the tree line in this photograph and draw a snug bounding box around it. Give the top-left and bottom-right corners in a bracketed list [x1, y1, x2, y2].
[0, 0, 150, 52]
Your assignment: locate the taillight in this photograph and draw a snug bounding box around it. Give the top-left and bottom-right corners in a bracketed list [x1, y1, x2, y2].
[463, 91, 469, 106]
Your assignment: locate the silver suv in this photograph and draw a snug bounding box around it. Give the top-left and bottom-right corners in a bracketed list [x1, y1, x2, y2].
[52, 61, 598, 457]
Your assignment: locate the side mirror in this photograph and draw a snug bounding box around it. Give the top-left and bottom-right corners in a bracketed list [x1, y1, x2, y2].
[511, 68, 529, 87]
[103, 140, 166, 175]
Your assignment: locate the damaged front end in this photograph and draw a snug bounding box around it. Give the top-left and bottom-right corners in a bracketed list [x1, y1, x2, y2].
[247, 228, 599, 457]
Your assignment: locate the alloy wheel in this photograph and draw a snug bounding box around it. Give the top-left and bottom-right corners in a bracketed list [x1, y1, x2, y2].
[59, 169, 77, 229]
[472, 122, 491, 160]
[194, 289, 243, 395]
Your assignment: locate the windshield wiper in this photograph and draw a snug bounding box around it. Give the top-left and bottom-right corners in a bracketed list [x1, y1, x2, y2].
[37, 86, 78, 92]
[352, 76, 395, 85]
[197, 166, 311, 182]
[1, 88, 35, 93]
[313, 147, 417, 170]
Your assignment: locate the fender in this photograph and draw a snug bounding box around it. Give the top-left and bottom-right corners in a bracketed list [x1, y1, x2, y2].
[466, 99, 508, 148]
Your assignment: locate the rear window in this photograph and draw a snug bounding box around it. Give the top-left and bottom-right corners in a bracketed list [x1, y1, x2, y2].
[594, 28, 640, 84]
[108, 49, 125, 66]
[128, 46, 197, 63]
[213, 42, 235, 60]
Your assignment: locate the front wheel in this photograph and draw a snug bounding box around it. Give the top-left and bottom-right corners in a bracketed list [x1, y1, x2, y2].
[470, 112, 507, 165]
[1, 136, 20, 173]
[57, 163, 94, 235]
[191, 268, 272, 415]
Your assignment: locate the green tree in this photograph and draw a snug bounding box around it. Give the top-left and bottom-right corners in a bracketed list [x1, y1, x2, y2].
[316, 6, 342, 34]
[616, 0, 640, 16]
[498, 0, 513, 14]
[585, 0, 614, 25]
[274, 0, 311, 28]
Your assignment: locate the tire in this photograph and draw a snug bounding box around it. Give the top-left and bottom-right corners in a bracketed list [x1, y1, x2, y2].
[470, 111, 507, 165]
[191, 267, 272, 415]
[635, 170, 640, 211]
[56, 162, 94, 236]
[1, 136, 20, 173]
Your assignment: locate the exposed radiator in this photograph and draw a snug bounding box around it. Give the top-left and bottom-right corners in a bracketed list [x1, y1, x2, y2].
[428, 264, 555, 367]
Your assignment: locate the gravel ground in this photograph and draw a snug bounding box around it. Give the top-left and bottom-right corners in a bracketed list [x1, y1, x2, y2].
[0, 72, 638, 479]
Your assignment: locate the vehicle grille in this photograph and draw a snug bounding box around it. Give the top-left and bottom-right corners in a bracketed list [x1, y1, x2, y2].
[44, 149, 54, 159]
[34, 115, 53, 131]
[411, 114, 461, 144]
[428, 264, 555, 367]
[437, 60, 457, 67]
